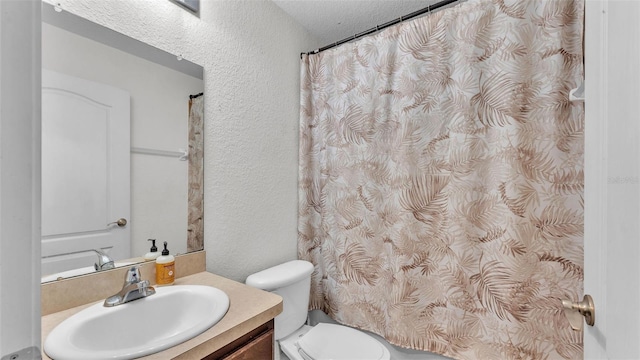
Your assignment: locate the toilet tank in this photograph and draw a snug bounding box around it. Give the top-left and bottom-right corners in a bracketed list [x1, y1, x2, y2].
[246, 260, 314, 340]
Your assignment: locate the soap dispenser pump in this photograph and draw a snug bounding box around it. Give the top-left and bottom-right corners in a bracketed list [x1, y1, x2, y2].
[155, 241, 175, 286]
[144, 239, 160, 261]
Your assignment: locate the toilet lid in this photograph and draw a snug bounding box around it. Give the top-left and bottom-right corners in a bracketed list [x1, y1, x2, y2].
[296, 323, 389, 360]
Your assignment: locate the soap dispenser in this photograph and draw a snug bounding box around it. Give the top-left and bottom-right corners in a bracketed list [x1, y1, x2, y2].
[144, 239, 160, 261]
[155, 241, 175, 286]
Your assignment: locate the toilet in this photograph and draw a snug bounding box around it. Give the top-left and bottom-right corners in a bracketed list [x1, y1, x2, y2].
[246, 260, 391, 360]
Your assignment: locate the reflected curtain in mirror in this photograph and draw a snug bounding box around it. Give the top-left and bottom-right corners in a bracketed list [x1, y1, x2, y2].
[188, 94, 204, 251]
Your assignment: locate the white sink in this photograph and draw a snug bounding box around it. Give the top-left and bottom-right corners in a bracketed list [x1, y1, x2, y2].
[44, 285, 229, 360]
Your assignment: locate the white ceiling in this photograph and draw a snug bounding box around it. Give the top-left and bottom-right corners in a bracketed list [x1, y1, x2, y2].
[272, 0, 443, 49]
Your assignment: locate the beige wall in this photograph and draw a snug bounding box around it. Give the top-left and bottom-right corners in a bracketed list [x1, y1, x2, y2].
[50, 0, 320, 282]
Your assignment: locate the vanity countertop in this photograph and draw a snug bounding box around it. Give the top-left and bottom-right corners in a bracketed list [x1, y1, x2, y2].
[41, 271, 283, 359]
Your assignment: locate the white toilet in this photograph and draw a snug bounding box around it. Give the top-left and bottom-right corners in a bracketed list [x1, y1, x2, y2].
[246, 260, 391, 360]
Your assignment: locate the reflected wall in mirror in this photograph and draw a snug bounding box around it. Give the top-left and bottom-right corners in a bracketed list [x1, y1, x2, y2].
[41, 2, 204, 282]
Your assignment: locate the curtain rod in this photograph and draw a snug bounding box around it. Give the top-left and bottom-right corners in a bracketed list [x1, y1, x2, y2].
[301, 0, 460, 58]
[189, 92, 203, 99]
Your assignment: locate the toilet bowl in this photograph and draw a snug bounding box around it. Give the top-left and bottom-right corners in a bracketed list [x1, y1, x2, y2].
[246, 260, 391, 360]
[279, 323, 390, 360]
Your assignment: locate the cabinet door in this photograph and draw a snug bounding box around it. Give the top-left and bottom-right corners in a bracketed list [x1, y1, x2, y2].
[222, 328, 273, 360]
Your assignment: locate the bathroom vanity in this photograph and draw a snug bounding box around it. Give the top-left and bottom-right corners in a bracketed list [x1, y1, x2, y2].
[41, 251, 283, 359]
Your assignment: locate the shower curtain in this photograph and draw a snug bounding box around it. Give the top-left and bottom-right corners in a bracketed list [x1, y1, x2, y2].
[187, 95, 204, 251]
[298, 0, 584, 359]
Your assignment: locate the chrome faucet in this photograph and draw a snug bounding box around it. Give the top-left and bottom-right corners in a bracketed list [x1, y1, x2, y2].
[104, 266, 155, 307]
[93, 249, 115, 271]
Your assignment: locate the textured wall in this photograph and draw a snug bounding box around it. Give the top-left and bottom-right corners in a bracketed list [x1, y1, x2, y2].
[50, 0, 319, 282]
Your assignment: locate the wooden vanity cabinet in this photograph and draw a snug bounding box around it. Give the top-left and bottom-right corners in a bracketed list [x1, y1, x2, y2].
[203, 319, 274, 360]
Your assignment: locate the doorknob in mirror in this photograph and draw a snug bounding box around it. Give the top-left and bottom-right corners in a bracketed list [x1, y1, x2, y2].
[107, 218, 128, 227]
[562, 294, 595, 331]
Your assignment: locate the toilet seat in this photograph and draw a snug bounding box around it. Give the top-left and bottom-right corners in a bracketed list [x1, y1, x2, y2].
[294, 323, 390, 360]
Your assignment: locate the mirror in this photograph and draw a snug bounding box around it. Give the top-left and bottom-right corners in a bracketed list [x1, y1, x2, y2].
[40, 2, 204, 282]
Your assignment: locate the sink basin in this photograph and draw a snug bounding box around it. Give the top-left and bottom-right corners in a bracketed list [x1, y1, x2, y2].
[41, 262, 137, 283]
[44, 285, 229, 359]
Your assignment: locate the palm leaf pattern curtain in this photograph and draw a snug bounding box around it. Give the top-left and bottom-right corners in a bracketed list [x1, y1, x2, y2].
[298, 0, 584, 359]
[187, 95, 204, 251]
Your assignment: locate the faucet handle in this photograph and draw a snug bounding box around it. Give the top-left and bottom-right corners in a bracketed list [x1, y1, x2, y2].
[136, 280, 154, 294]
[124, 266, 141, 285]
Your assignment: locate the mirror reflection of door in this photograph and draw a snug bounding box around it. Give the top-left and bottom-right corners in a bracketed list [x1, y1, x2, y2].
[41, 69, 130, 276]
